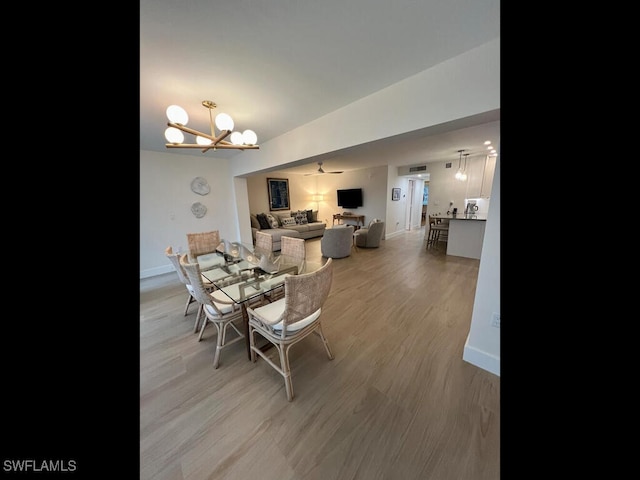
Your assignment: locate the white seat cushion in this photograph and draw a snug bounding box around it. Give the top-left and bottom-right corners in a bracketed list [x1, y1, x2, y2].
[211, 285, 262, 305]
[197, 253, 225, 271]
[262, 273, 292, 296]
[204, 302, 235, 315]
[251, 298, 321, 333]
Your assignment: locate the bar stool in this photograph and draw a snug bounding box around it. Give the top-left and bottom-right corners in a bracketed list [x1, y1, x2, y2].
[426, 215, 449, 250]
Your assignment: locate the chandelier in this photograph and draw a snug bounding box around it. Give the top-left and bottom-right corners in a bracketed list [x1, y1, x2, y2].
[164, 100, 259, 153]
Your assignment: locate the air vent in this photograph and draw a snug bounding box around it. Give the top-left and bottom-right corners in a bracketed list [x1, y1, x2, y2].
[397, 164, 430, 178]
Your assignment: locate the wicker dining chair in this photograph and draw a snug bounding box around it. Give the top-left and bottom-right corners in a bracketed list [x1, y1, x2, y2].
[268, 236, 306, 301]
[180, 254, 245, 368]
[186, 230, 221, 263]
[254, 230, 273, 252]
[165, 246, 198, 316]
[246, 258, 334, 401]
[165, 246, 218, 333]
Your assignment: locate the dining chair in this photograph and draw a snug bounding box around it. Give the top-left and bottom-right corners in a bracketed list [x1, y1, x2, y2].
[246, 258, 334, 401]
[277, 235, 306, 275]
[165, 246, 219, 333]
[186, 230, 221, 263]
[165, 246, 198, 317]
[180, 254, 245, 368]
[254, 230, 273, 252]
[269, 235, 306, 301]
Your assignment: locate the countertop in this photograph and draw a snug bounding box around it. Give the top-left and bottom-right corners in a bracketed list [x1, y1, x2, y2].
[432, 214, 487, 221]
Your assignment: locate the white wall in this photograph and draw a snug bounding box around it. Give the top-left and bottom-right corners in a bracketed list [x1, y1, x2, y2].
[386, 168, 410, 237]
[463, 155, 500, 376]
[139, 150, 241, 278]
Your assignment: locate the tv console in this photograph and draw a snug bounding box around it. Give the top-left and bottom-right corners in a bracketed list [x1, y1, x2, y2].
[332, 213, 365, 229]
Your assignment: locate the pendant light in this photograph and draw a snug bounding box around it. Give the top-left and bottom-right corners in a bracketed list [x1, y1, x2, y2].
[460, 154, 469, 181]
[455, 149, 465, 180]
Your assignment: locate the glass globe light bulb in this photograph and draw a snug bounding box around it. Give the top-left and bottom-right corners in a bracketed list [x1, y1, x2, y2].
[166, 105, 188, 124]
[455, 170, 462, 180]
[164, 127, 184, 144]
[460, 172, 467, 181]
[196, 135, 213, 145]
[230, 131, 244, 145]
[242, 129, 257, 145]
[215, 113, 234, 132]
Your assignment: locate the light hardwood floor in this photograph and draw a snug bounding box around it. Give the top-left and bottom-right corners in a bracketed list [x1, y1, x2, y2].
[140, 227, 499, 480]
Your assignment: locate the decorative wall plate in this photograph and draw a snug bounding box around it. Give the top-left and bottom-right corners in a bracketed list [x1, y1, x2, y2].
[190, 177, 210, 195]
[191, 202, 207, 218]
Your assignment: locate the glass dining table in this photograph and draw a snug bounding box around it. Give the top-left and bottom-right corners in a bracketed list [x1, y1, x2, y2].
[197, 240, 322, 360]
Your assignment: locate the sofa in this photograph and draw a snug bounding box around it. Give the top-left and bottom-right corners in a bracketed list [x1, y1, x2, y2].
[251, 209, 326, 251]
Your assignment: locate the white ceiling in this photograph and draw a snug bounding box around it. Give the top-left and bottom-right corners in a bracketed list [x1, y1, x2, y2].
[140, 0, 500, 174]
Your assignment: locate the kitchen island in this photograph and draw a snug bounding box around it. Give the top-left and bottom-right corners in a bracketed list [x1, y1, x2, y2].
[431, 214, 487, 259]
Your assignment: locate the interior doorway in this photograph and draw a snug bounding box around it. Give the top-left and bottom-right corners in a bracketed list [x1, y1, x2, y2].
[405, 180, 415, 230]
[421, 181, 429, 226]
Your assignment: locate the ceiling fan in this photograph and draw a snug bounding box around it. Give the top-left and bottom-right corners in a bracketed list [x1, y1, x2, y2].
[304, 161, 344, 176]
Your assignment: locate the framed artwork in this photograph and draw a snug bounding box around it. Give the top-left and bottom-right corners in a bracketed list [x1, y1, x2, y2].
[267, 178, 290, 211]
[391, 187, 401, 201]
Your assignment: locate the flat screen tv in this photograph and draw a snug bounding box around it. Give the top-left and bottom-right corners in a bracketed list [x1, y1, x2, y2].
[337, 188, 363, 208]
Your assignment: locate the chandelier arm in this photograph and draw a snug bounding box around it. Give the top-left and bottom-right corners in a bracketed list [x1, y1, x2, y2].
[167, 122, 231, 145]
[209, 106, 215, 137]
[199, 130, 233, 152]
[208, 144, 259, 150]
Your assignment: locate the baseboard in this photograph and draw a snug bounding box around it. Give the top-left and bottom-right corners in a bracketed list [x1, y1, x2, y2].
[462, 336, 500, 376]
[384, 230, 404, 239]
[140, 264, 174, 279]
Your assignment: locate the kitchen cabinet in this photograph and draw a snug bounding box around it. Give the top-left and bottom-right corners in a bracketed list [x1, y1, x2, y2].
[465, 156, 484, 198]
[481, 155, 496, 198]
[466, 155, 496, 198]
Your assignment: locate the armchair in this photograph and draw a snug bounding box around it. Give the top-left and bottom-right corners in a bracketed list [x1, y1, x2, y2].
[354, 219, 385, 248]
[321, 225, 354, 258]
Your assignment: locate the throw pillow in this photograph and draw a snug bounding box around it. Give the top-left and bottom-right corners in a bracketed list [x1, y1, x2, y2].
[266, 213, 279, 229]
[274, 212, 288, 226]
[306, 209, 313, 223]
[294, 210, 308, 225]
[250, 214, 260, 229]
[312, 210, 318, 222]
[256, 213, 271, 230]
[281, 217, 297, 227]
